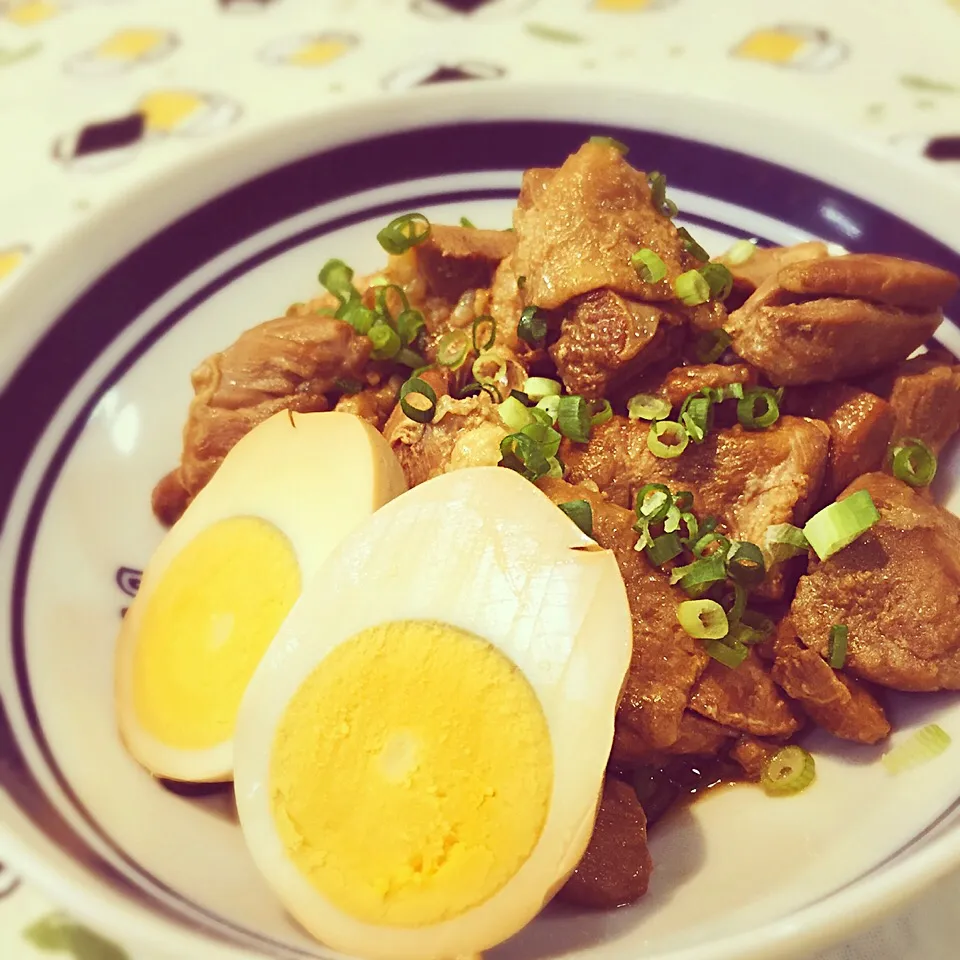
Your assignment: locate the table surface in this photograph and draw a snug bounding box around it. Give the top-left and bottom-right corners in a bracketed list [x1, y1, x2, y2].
[2, 1, 960, 958]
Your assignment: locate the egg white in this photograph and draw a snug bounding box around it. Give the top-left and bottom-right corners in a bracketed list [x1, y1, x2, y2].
[234, 466, 633, 960]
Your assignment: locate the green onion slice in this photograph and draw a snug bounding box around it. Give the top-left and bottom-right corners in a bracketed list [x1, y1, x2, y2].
[436, 330, 470, 368]
[679, 392, 713, 444]
[726, 541, 766, 587]
[890, 437, 938, 488]
[546, 456, 564, 479]
[762, 746, 816, 796]
[522, 377, 561, 402]
[472, 314, 497, 353]
[368, 320, 401, 360]
[803, 489, 880, 560]
[631, 248, 668, 283]
[677, 599, 729, 640]
[319, 258, 359, 303]
[511, 389, 532, 406]
[719, 581, 748, 625]
[399, 377, 437, 424]
[691, 530, 731, 559]
[677, 226, 709, 262]
[628, 393, 671, 421]
[728, 609, 775, 646]
[663, 503, 682, 533]
[337, 298, 378, 335]
[763, 523, 810, 563]
[521, 421, 562, 459]
[376, 212, 431, 255]
[536, 394, 561, 423]
[517, 305, 548, 347]
[396, 348, 426, 369]
[635, 483, 672, 523]
[724, 238, 757, 266]
[458, 381, 502, 402]
[588, 398, 613, 426]
[675, 269, 710, 306]
[698, 262, 734, 301]
[460, 215, 476, 229]
[828, 624, 848, 669]
[737, 388, 781, 430]
[589, 135, 628, 153]
[374, 283, 410, 319]
[882, 724, 952, 775]
[396, 308, 425, 346]
[558, 499, 593, 537]
[673, 490, 695, 512]
[648, 171, 678, 217]
[703, 638, 749, 669]
[646, 532, 683, 566]
[648, 420, 689, 459]
[556, 395, 591, 443]
[695, 328, 732, 363]
[670, 553, 728, 595]
[499, 395, 535, 432]
[677, 511, 699, 544]
[500, 432, 550, 481]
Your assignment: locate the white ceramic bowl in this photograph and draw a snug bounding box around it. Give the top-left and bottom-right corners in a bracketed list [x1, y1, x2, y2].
[1, 82, 959, 960]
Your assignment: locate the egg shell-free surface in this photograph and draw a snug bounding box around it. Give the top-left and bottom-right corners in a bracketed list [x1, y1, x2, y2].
[115, 410, 408, 782]
[234, 466, 634, 960]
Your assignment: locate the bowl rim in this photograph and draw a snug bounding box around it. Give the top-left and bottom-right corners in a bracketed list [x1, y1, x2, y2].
[1, 78, 960, 960]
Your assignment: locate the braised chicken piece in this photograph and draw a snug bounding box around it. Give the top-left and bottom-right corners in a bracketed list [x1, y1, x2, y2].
[654, 362, 758, 408]
[152, 310, 374, 525]
[689, 651, 801, 739]
[558, 777, 653, 909]
[716, 241, 829, 309]
[783, 383, 895, 503]
[792, 473, 960, 691]
[726, 254, 958, 385]
[770, 617, 890, 744]
[866, 349, 960, 455]
[413, 224, 515, 302]
[538, 479, 710, 756]
[612, 710, 736, 768]
[562, 414, 829, 596]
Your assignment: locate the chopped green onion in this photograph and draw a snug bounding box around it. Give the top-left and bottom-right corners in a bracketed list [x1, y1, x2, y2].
[762, 746, 816, 796]
[396, 348, 426, 369]
[529, 406, 554, 427]
[546, 456, 564, 479]
[698, 262, 734, 301]
[691, 531, 731, 559]
[663, 503, 682, 533]
[724, 239, 757, 266]
[558, 499, 593, 537]
[648, 420, 689, 458]
[675, 269, 710, 306]
[589, 135, 628, 153]
[628, 393, 671, 421]
[517, 305, 548, 347]
[374, 283, 410, 318]
[890, 437, 938, 488]
[648, 171, 678, 217]
[719, 581, 747, 625]
[399, 376, 437, 424]
[673, 490, 694, 512]
[726, 541, 766, 587]
[728, 609, 775, 646]
[460, 216, 476, 229]
[436, 330, 469, 368]
[337, 298, 378, 335]
[677, 599, 729, 640]
[764, 523, 810, 563]
[472, 315, 497, 352]
[635, 483, 672, 523]
[703, 639, 749, 669]
[882, 724, 952, 775]
[828, 624, 848, 669]
[679, 392, 713, 444]
[670, 553, 727, 594]
[633, 517, 654, 551]
[536, 394, 561, 422]
[521, 421, 561, 459]
[499, 395, 535, 432]
[647, 532, 684, 566]
[458, 381, 502, 402]
[522, 377, 561, 401]
[737, 388, 781, 430]
[368, 320, 401, 360]
[396, 308, 425, 346]
[677, 511, 699, 544]
[376, 212, 431, 255]
[631, 248, 668, 283]
[677, 226, 709, 262]
[803, 489, 880, 560]
[500, 432, 551, 481]
[556, 395, 591, 443]
[588, 398, 613, 426]
[724, 382, 746, 401]
[511, 389, 532, 406]
[695, 328, 732, 363]
[319, 258, 359, 303]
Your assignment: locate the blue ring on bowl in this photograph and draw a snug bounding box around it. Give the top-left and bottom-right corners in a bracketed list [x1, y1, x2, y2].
[2, 119, 960, 952]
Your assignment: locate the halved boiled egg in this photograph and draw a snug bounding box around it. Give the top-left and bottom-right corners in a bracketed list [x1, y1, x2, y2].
[233, 466, 633, 960]
[115, 410, 407, 783]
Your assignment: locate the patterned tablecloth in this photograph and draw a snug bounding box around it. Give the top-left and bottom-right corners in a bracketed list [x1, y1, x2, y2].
[2, 0, 960, 958]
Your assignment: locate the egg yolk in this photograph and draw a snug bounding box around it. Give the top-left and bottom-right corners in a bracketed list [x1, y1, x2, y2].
[132, 516, 301, 752]
[270, 620, 553, 927]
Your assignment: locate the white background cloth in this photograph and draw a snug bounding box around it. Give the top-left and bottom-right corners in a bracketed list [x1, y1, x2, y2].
[1, 0, 960, 957]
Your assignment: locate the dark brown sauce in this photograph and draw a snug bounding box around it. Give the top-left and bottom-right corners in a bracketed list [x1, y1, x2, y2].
[159, 778, 239, 824]
[631, 757, 746, 828]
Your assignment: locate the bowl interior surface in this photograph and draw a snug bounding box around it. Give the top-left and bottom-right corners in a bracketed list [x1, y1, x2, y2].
[2, 97, 960, 960]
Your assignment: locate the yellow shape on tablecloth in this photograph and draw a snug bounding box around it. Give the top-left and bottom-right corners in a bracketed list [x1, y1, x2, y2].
[5, 1, 59, 25]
